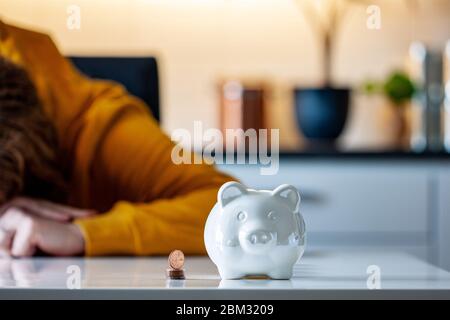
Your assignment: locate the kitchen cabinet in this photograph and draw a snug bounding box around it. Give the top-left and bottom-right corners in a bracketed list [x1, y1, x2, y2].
[438, 168, 450, 270]
[218, 155, 450, 270]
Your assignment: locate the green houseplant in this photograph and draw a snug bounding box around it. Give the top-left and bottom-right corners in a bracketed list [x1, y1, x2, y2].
[363, 71, 418, 148]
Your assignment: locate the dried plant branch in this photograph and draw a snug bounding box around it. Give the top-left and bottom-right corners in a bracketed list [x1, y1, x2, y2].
[294, 0, 326, 37]
[293, 0, 418, 85]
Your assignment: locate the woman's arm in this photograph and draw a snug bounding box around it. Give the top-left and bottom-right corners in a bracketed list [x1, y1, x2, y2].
[75, 109, 232, 256]
[1, 21, 232, 256]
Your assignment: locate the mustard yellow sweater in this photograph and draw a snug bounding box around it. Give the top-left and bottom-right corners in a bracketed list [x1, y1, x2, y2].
[0, 20, 232, 256]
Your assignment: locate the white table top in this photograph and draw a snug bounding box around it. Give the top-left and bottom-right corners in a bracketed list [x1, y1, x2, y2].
[1, 249, 449, 299]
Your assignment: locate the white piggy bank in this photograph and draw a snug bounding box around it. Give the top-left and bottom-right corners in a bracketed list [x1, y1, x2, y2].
[204, 182, 306, 280]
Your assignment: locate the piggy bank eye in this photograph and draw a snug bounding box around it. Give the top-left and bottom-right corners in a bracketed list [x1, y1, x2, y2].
[267, 211, 278, 221]
[237, 211, 247, 222]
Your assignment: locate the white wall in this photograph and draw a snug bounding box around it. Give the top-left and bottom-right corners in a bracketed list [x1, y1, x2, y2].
[1, 0, 449, 149]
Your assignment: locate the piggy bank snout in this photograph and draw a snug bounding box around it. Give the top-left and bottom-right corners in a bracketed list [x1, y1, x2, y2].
[239, 228, 276, 253]
[246, 230, 273, 245]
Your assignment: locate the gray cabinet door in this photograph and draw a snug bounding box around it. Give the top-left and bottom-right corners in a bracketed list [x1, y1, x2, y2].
[438, 167, 450, 270]
[218, 161, 429, 248]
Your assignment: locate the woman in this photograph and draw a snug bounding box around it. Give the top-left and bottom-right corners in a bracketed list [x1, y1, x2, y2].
[0, 20, 231, 257]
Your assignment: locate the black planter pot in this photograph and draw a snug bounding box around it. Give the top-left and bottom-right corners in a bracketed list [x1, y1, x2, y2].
[294, 87, 350, 142]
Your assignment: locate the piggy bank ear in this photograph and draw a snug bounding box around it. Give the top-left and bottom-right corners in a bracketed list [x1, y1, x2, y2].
[218, 182, 247, 208]
[272, 184, 300, 212]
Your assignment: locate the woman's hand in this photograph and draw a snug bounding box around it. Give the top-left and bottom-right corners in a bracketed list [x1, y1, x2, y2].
[0, 207, 86, 257]
[0, 198, 94, 257]
[4, 197, 96, 222]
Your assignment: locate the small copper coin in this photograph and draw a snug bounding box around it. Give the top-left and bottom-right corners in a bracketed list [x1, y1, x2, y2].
[168, 250, 185, 270]
[166, 268, 185, 280]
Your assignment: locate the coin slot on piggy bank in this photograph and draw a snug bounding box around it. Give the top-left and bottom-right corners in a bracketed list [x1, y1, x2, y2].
[204, 182, 306, 280]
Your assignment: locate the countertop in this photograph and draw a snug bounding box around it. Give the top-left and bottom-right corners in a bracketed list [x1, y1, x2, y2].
[1, 249, 449, 299]
[277, 150, 450, 160]
[227, 151, 450, 161]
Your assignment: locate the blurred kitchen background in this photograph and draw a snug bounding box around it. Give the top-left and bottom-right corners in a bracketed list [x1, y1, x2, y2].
[1, 0, 449, 269]
[1, 0, 449, 152]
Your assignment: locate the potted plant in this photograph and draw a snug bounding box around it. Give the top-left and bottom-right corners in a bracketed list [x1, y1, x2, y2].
[363, 71, 417, 149]
[294, 0, 357, 145]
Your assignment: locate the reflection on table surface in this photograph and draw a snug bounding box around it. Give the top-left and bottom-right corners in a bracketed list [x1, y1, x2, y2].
[1, 249, 450, 290]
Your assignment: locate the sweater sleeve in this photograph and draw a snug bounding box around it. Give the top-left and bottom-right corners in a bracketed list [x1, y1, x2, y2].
[75, 108, 233, 256]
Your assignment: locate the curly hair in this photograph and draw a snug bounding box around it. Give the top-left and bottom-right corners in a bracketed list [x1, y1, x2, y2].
[0, 57, 67, 204]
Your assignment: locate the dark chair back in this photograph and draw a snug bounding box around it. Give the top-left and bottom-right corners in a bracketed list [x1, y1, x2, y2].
[70, 56, 160, 122]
